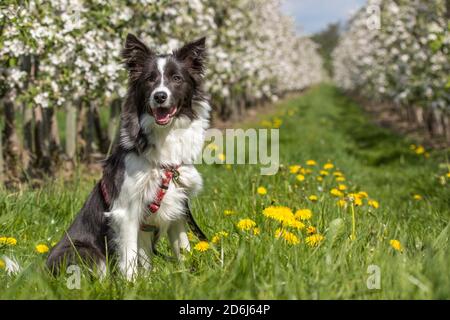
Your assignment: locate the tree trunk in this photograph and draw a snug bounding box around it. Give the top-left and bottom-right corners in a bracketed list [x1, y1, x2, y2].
[46, 107, 61, 157]
[77, 102, 89, 160]
[91, 102, 110, 154]
[2, 94, 22, 179]
[65, 102, 77, 160]
[33, 105, 51, 173]
[0, 124, 4, 185]
[107, 98, 121, 154]
[22, 105, 34, 171]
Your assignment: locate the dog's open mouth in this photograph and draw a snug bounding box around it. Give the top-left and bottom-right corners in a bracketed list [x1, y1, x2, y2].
[152, 106, 177, 125]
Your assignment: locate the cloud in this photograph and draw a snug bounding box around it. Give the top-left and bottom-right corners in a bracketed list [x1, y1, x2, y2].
[281, 0, 366, 34]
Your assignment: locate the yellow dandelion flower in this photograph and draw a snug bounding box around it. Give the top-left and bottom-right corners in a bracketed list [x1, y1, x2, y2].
[275, 229, 300, 245]
[212, 231, 229, 244]
[273, 118, 283, 128]
[289, 165, 301, 174]
[336, 176, 346, 182]
[224, 209, 235, 216]
[237, 218, 257, 231]
[188, 231, 195, 241]
[319, 170, 329, 176]
[306, 226, 317, 235]
[446, 172, 450, 178]
[413, 194, 422, 201]
[317, 176, 323, 182]
[282, 218, 305, 230]
[35, 244, 49, 254]
[296, 174, 305, 182]
[323, 163, 334, 170]
[306, 234, 325, 247]
[368, 199, 379, 209]
[263, 206, 294, 222]
[338, 184, 347, 191]
[337, 199, 347, 208]
[0, 259, 5, 269]
[348, 193, 363, 206]
[218, 153, 226, 161]
[333, 171, 343, 177]
[330, 188, 344, 197]
[389, 239, 402, 252]
[294, 209, 312, 221]
[194, 241, 210, 252]
[415, 146, 425, 155]
[357, 191, 369, 199]
[308, 195, 318, 202]
[252, 227, 260, 235]
[0, 237, 17, 246]
[211, 235, 220, 244]
[306, 160, 317, 166]
[260, 120, 273, 128]
[257, 186, 267, 195]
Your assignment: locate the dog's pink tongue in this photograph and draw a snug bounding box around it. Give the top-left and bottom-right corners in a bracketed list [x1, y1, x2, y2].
[154, 107, 176, 125]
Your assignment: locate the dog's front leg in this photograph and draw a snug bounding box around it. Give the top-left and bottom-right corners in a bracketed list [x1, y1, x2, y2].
[111, 207, 140, 281]
[168, 220, 190, 260]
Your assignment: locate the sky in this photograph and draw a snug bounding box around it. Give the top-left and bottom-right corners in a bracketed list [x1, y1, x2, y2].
[281, 0, 367, 35]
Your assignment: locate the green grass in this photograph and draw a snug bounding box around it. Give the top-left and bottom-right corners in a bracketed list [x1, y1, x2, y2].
[1, 84, 449, 299]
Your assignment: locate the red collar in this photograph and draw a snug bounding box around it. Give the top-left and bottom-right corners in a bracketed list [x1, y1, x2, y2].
[100, 165, 180, 232]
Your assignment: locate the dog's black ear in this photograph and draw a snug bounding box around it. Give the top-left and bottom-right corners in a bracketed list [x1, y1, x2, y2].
[122, 33, 153, 77]
[174, 37, 207, 80]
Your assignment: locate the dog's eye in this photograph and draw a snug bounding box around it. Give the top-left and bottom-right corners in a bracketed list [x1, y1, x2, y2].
[172, 75, 182, 83]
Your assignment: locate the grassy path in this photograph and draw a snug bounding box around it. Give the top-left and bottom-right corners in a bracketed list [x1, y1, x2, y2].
[1, 84, 449, 299]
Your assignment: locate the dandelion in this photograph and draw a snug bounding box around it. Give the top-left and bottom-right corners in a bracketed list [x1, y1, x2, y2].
[306, 160, 317, 166]
[272, 117, 283, 128]
[260, 120, 273, 127]
[446, 172, 450, 178]
[263, 206, 294, 223]
[296, 174, 305, 182]
[319, 170, 329, 176]
[224, 209, 235, 216]
[257, 186, 267, 195]
[306, 234, 324, 247]
[282, 218, 305, 230]
[275, 229, 300, 245]
[368, 199, 379, 209]
[336, 177, 346, 182]
[218, 153, 226, 162]
[289, 165, 301, 174]
[308, 195, 318, 202]
[317, 176, 323, 182]
[0, 237, 17, 246]
[35, 244, 49, 254]
[413, 194, 423, 201]
[188, 231, 195, 241]
[338, 184, 347, 191]
[337, 199, 347, 207]
[333, 171, 344, 177]
[389, 239, 403, 252]
[306, 226, 317, 235]
[194, 241, 210, 252]
[323, 163, 334, 170]
[237, 218, 257, 231]
[415, 145, 425, 155]
[348, 193, 363, 206]
[252, 227, 260, 235]
[330, 188, 344, 197]
[212, 231, 229, 244]
[357, 191, 369, 199]
[294, 209, 312, 221]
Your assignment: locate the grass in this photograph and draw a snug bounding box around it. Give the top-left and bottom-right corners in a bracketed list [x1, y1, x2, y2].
[1, 84, 449, 299]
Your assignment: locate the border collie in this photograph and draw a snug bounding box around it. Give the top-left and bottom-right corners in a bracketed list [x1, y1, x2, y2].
[47, 34, 210, 280]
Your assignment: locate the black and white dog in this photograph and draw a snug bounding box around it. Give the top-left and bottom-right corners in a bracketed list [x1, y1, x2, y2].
[47, 34, 210, 280]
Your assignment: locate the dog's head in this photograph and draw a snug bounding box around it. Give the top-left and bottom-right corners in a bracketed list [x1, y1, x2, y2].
[122, 34, 207, 127]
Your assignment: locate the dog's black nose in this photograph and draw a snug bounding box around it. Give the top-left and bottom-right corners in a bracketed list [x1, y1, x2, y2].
[154, 92, 168, 104]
